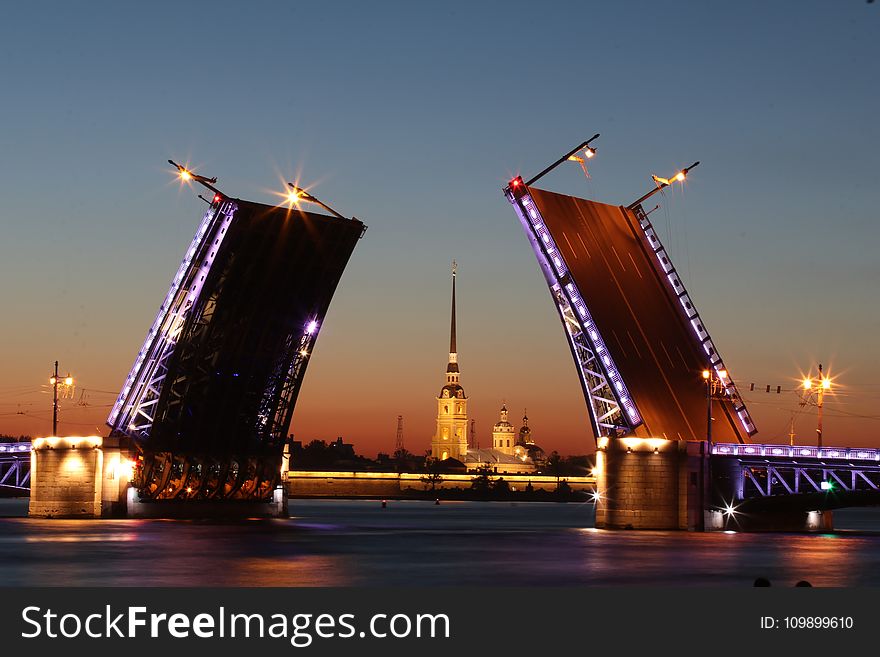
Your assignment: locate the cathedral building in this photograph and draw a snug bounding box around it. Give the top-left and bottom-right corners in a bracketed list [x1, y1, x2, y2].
[430, 262, 469, 461]
[429, 263, 542, 474]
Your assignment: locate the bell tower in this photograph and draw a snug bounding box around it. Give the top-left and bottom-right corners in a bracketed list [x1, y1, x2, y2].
[431, 261, 468, 461]
[492, 404, 516, 455]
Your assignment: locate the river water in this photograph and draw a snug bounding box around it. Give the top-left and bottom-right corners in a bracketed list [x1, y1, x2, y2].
[1, 498, 879, 586]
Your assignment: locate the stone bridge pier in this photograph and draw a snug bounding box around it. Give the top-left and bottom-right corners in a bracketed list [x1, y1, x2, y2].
[595, 437, 709, 530]
[28, 436, 287, 519]
[28, 436, 130, 518]
[594, 437, 833, 532]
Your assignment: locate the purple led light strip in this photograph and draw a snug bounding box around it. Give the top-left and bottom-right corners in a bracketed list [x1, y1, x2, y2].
[713, 443, 879, 461]
[510, 189, 641, 428]
[108, 201, 236, 433]
[256, 318, 321, 440]
[108, 204, 220, 425]
[632, 205, 757, 437]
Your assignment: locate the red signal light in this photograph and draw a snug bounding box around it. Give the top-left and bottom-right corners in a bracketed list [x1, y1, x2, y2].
[510, 178, 521, 188]
[213, 194, 221, 203]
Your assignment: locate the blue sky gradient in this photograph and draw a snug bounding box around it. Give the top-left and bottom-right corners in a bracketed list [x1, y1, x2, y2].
[1, 1, 877, 452]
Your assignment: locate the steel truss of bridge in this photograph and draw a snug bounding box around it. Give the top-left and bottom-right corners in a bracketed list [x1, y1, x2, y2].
[712, 442, 880, 499]
[0, 443, 31, 491]
[105, 194, 365, 502]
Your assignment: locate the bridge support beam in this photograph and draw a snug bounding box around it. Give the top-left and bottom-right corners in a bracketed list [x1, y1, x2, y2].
[595, 437, 709, 530]
[125, 486, 288, 519]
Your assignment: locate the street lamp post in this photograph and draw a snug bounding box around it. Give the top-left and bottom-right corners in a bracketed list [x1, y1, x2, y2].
[802, 364, 832, 447]
[523, 134, 600, 187]
[702, 370, 712, 445]
[702, 369, 727, 445]
[168, 160, 223, 197]
[49, 360, 74, 436]
[628, 162, 700, 210]
[286, 184, 353, 221]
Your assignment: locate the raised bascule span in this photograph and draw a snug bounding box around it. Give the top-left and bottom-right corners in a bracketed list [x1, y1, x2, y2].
[505, 178, 755, 445]
[503, 161, 880, 530]
[107, 194, 365, 503]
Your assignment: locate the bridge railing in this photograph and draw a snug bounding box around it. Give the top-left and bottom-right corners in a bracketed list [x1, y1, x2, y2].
[712, 442, 880, 462]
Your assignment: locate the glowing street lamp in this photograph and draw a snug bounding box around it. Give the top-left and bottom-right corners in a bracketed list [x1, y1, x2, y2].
[168, 159, 223, 197]
[520, 134, 601, 188]
[286, 183, 350, 221]
[628, 161, 700, 210]
[801, 363, 832, 447]
[702, 368, 727, 445]
[286, 187, 304, 205]
[48, 360, 74, 436]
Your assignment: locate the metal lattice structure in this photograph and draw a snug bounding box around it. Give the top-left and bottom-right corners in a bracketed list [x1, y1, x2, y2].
[713, 442, 880, 505]
[0, 443, 31, 491]
[507, 180, 644, 440]
[108, 200, 237, 437]
[108, 195, 365, 501]
[631, 204, 755, 437]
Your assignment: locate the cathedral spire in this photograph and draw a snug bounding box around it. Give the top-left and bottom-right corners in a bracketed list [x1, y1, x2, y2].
[432, 260, 467, 462]
[447, 260, 459, 374]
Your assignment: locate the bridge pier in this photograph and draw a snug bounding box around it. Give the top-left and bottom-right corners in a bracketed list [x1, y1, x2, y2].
[595, 437, 709, 530]
[124, 486, 287, 519]
[28, 436, 129, 518]
[595, 437, 836, 532]
[28, 436, 288, 519]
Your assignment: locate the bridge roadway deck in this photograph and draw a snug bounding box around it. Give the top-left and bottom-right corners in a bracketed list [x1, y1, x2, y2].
[528, 188, 744, 442]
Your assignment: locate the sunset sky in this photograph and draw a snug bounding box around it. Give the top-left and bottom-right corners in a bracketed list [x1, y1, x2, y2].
[1, 2, 878, 455]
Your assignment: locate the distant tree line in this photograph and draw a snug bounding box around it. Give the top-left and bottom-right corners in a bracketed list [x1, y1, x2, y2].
[541, 452, 592, 478]
[290, 438, 393, 471]
[0, 434, 31, 443]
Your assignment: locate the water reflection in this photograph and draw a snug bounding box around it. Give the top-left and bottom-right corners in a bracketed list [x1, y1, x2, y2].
[1, 499, 880, 586]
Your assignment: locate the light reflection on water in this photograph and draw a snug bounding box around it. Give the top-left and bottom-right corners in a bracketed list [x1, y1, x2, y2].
[1, 498, 880, 586]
